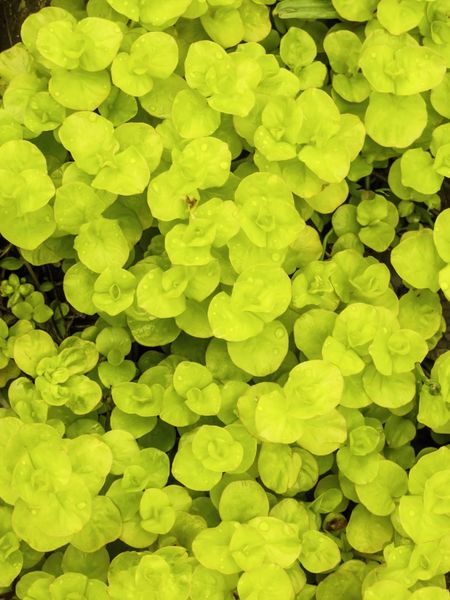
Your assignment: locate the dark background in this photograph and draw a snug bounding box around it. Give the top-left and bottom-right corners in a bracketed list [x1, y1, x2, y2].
[0, 0, 49, 51]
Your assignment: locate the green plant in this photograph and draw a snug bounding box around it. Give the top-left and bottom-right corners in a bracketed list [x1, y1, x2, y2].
[0, 0, 449, 598]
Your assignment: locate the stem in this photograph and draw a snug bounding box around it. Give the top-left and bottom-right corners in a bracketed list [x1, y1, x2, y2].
[320, 228, 335, 260]
[23, 261, 40, 289]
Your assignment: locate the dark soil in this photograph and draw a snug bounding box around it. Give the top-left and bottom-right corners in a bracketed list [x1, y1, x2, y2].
[0, 0, 50, 51]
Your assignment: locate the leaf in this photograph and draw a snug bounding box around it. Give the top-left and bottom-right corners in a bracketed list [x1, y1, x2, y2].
[433, 208, 450, 263]
[238, 564, 295, 600]
[71, 496, 122, 553]
[391, 229, 444, 291]
[93, 147, 150, 196]
[227, 320, 289, 377]
[283, 360, 344, 418]
[274, 0, 339, 19]
[219, 480, 269, 523]
[13, 330, 57, 377]
[63, 262, 98, 315]
[74, 217, 129, 273]
[77, 17, 123, 71]
[400, 149, 443, 195]
[58, 111, 117, 175]
[299, 530, 341, 573]
[346, 504, 393, 552]
[365, 92, 427, 148]
[49, 69, 111, 111]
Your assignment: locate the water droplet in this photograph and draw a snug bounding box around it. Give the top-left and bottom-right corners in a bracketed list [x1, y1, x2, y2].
[77, 502, 87, 510]
[274, 327, 284, 339]
[259, 521, 269, 532]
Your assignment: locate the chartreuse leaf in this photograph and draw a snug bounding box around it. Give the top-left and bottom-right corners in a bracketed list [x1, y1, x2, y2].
[254, 96, 303, 162]
[174, 137, 231, 190]
[63, 263, 98, 315]
[391, 229, 444, 291]
[0, 506, 22, 586]
[399, 494, 450, 544]
[74, 217, 129, 273]
[172, 88, 221, 139]
[400, 148, 444, 195]
[346, 505, 393, 553]
[296, 410, 347, 455]
[49, 69, 111, 111]
[238, 564, 295, 600]
[297, 88, 341, 146]
[172, 436, 222, 492]
[58, 111, 117, 175]
[54, 182, 104, 234]
[93, 146, 150, 196]
[227, 320, 289, 377]
[231, 265, 292, 322]
[360, 31, 446, 95]
[192, 425, 243, 472]
[112, 381, 162, 417]
[208, 292, 262, 342]
[377, 0, 425, 34]
[136, 265, 188, 318]
[219, 480, 269, 523]
[114, 122, 162, 173]
[324, 30, 362, 75]
[365, 92, 427, 148]
[363, 365, 416, 408]
[280, 27, 317, 71]
[111, 32, 179, 96]
[139, 488, 176, 534]
[363, 580, 411, 600]
[299, 530, 341, 573]
[228, 523, 267, 572]
[192, 521, 240, 575]
[274, 0, 339, 19]
[242, 387, 294, 444]
[433, 208, 450, 263]
[246, 516, 301, 568]
[77, 17, 123, 71]
[13, 330, 57, 377]
[283, 360, 344, 419]
[92, 267, 136, 316]
[258, 443, 302, 494]
[294, 309, 337, 359]
[369, 327, 428, 376]
[355, 460, 408, 516]
[332, 0, 377, 20]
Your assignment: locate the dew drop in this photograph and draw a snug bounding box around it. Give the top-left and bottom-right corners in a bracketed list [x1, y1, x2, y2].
[274, 327, 284, 339]
[259, 521, 269, 532]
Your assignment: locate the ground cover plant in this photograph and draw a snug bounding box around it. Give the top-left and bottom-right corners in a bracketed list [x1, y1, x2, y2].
[0, 0, 449, 597]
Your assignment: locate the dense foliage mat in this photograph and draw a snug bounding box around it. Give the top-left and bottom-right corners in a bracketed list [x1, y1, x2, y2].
[0, 0, 449, 598]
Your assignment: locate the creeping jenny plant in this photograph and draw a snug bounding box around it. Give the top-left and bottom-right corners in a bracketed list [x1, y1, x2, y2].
[0, 0, 449, 598]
